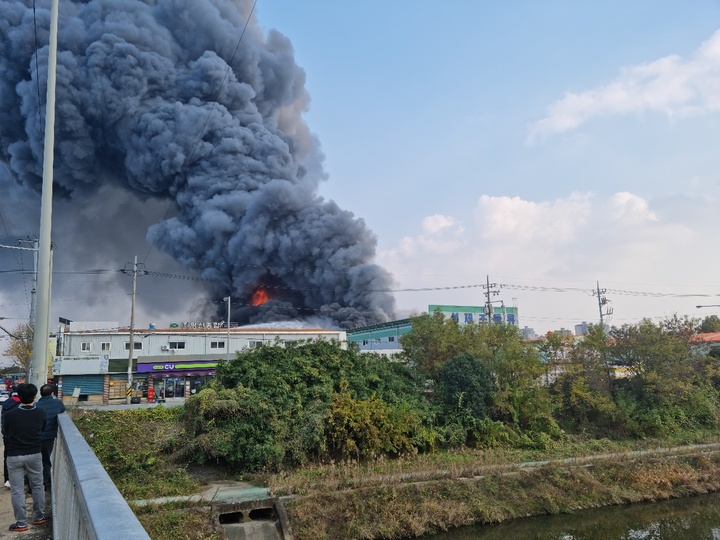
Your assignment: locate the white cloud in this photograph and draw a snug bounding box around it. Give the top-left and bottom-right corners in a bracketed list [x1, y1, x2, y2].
[422, 214, 462, 235]
[608, 192, 658, 224]
[475, 193, 592, 245]
[379, 191, 716, 333]
[384, 214, 466, 259]
[528, 29, 720, 141]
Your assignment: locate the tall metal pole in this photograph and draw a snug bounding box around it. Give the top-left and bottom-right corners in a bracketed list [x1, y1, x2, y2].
[29, 0, 60, 390]
[31, 238, 38, 326]
[126, 255, 138, 404]
[223, 296, 231, 361]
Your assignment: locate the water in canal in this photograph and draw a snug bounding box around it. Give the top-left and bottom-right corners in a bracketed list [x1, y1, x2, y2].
[423, 491, 720, 539]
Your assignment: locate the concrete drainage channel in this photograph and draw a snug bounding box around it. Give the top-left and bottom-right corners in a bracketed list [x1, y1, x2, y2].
[214, 495, 293, 540]
[133, 483, 293, 540]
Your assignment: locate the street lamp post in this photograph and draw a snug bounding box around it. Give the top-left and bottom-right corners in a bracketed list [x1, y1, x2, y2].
[223, 296, 230, 362]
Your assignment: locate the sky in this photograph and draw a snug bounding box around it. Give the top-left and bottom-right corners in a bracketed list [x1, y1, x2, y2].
[2, 0, 720, 356]
[252, 0, 720, 332]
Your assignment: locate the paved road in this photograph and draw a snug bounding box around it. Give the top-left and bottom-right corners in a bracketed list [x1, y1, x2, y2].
[77, 396, 186, 411]
[0, 437, 52, 540]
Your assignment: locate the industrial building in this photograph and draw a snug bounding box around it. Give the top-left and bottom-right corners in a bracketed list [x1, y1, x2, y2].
[346, 304, 521, 356]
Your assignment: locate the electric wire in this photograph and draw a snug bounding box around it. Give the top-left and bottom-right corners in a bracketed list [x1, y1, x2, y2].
[4, 265, 720, 300]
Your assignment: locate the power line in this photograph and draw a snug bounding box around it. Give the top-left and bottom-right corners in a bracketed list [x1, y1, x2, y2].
[4, 264, 720, 300]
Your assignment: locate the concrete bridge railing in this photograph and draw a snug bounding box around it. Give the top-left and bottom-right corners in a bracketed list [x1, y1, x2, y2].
[53, 414, 150, 540]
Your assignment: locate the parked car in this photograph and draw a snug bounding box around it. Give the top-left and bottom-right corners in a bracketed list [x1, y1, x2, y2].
[0, 391, 9, 402]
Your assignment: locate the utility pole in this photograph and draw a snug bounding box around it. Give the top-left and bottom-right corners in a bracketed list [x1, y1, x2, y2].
[28, 0, 60, 391]
[18, 238, 39, 325]
[482, 275, 501, 323]
[122, 255, 145, 404]
[593, 281, 613, 326]
[223, 296, 231, 362]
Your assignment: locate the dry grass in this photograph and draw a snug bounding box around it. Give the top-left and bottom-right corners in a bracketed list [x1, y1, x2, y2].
[133, 502, 223, 540]
[270, 442, 720, 540]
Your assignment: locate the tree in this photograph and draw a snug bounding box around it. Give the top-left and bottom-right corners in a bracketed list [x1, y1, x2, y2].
[609, 316, 697, 380]
[399, 310, 469, 379]
[553, 324, 620, 434]
[539, 330, 574, 385]
[700, 315, 720, 333]
[569, 323, 613, 393]
[2, 323, 33, 372]
[608, 316, 717, 436]
[437, 353, 494, 421]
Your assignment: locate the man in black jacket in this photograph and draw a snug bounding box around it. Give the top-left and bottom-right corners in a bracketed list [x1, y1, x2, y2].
[36, 383, 66, 490]
[2, 383, 49, 532]
[1, 388, 21, 488]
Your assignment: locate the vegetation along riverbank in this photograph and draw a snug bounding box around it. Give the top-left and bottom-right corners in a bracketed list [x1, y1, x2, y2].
[74, 313, 720, 539]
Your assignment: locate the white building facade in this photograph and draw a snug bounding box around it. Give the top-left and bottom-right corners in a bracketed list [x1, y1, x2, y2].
[55, 322, 346, 404]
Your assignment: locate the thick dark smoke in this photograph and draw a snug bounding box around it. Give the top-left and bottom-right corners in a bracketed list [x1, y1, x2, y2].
[0, 0, 396, 329]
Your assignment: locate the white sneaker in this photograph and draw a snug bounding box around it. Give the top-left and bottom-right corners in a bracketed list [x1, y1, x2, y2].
[4, 481, 9, 488]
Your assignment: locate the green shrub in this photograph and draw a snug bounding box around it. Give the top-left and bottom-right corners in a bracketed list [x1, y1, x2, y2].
[182, 341, 437, 471]
[437, 353, 494, 421]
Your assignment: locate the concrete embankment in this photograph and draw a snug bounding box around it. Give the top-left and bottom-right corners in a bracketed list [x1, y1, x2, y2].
[277, 443, 720, 540]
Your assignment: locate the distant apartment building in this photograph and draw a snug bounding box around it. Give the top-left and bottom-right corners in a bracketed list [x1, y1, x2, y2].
[574, 322, 610, 335]
[521, 326, 539, 340]
[575, 322, 590, 335]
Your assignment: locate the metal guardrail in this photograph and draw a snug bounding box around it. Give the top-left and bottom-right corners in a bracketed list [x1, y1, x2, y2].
[53, 414, 150, 540]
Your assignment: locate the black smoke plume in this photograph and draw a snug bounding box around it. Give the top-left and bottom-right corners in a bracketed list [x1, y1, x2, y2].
[0, 0, 395, 328]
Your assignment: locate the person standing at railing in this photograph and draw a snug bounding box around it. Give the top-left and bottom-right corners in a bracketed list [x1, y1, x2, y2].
[36, 384, 66, 491]
[1, 388, 21, 488]
[2, 383, 50, 532]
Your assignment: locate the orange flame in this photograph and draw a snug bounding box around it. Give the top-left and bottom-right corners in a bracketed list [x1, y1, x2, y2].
[251, 288, 270, 306]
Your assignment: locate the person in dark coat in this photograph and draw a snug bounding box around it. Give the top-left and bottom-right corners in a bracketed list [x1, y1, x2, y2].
[35, 384, 66, 490]
[3, 383, 49, 532]
[1, 388, 21, 488]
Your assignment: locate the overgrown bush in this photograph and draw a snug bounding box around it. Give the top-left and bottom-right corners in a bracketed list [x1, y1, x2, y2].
[437, 353, 494, 422]
[182, 340, 437, 470]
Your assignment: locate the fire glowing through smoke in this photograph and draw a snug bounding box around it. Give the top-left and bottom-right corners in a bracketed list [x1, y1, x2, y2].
[251, 288, 270, 307]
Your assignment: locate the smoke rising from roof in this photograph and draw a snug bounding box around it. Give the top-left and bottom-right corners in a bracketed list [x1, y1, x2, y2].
[0, 0, 395, 329]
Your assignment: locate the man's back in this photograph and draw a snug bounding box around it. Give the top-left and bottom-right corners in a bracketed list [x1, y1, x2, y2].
[35, 396, 66, 440]
[3, 405, 46, 456]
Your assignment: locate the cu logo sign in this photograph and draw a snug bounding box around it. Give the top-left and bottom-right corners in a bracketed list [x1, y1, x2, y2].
[164, 364, 175, 370]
